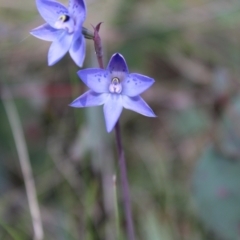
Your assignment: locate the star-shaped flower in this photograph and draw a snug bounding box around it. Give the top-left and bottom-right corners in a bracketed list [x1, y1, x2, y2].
[70, 53, 156, 132]
[30, 0, 86, 67]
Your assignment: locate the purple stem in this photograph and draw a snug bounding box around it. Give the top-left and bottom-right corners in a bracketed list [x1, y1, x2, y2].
[92, 23, 104, 69]
[114, 121, 135, 240]
[92, 23, 135, 240]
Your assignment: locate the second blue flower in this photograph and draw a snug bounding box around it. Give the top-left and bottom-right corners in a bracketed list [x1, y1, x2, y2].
[30, 0, 87, 67]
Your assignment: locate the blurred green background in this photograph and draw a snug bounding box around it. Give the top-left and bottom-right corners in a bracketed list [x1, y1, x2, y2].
[1, 0, 240, 239]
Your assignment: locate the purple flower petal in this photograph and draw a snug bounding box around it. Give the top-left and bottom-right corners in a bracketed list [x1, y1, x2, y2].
[30, 23, 62, 41]
[70, 90, 108, 107]
[78, 68, 110, 93]
[48, 32, 73, 65]
[122, 95, 156, 117]
[36, 0, 69, 27]
[103, 94, 123, 132]
[107, 53, 129, 73]
[122, 73, 155, 97]
[68, 0, 86, 28]
[69, 34, 85, 67]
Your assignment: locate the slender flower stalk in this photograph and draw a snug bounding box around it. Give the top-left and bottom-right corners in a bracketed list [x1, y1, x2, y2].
[69, 23, 155, 240]
[92, 22, 104, 69]
[113, 175, 120, 239]
[91, 24, 135, 240]
[114, 121, 135, 240]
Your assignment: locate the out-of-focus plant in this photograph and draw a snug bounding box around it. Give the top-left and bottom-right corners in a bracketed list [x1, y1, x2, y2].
[192, 69, 240, 240]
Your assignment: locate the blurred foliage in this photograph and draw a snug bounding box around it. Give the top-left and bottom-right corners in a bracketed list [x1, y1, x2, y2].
[1, 0, 240, 239]
[193, 146, 240, 240]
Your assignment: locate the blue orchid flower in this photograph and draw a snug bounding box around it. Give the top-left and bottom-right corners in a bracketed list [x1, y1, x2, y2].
[30, 0, 86, 67]
[70, 53, 156, 132]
